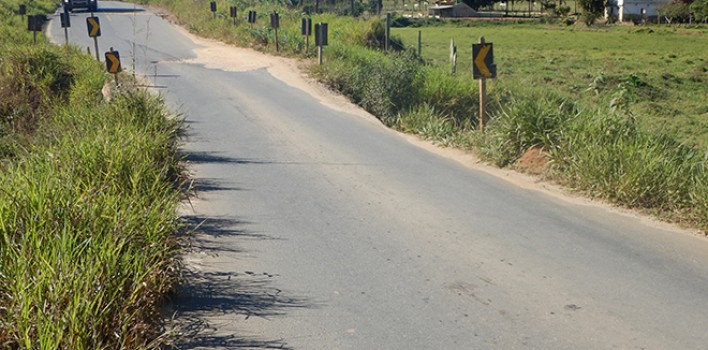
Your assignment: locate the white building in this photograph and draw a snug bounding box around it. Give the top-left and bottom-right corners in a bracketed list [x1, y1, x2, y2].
[606, 0, 669, 22]
[428, 2, 478, 17]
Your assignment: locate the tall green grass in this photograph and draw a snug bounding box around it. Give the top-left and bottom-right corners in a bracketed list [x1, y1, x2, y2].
[552, 110, 707, 221]
[1, 0, 185, 348]
[143, 0, 391, 55]
[480, 88, 579, 167]
[479, 88, 706, 228]
[1, 91, 183, 349]
[0, 45, 72, 157]
[315, 44, 421, 118]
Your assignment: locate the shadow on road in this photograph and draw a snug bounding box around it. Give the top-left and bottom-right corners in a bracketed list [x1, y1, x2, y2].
[185, 151, 274, 166]
[172, 271, 305, 349]
[187, 177, 241, 194]
[182, 151, 272, 195]
[168, 215, 310, 349]
[68, 7, 146, 14]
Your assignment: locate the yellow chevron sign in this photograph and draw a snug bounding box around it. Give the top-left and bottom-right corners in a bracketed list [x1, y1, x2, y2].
[105, 51, 121, 74]
[86, 16, 101, 37]
[473, 43, 496, 80]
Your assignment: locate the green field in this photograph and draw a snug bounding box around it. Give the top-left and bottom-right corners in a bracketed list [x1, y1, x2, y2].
[393, 23, 708, 149]
[382, 0, 582, 17]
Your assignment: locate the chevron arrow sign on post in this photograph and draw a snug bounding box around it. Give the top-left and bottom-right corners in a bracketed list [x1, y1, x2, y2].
[105, 50, 121, 74]
[473, 37, 497, 132]
[86, 16, 100, 37]
[472, 42, 496, 80]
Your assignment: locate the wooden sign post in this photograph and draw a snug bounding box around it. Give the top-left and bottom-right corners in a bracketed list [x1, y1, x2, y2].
[301, 17, 312, 55]
[230, 6, 237, 25]
[60, 10, 70, 45]
[270, 12, 280, 52]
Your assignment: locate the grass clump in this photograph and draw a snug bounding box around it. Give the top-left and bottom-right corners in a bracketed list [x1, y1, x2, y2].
[314, 45, 421, 118]
[0, 88, 184, 349]
[552, 111, 707, 224]
[395, 103, 474, 147]
[1, 94, 183, 349]
[477, 88, 706, 229]
[0, 45, 73, 156]
[417, 66, 479, 123]
[480, 89, 578, 167]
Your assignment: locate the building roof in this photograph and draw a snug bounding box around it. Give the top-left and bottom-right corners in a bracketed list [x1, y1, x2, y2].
[430, 5, 454, 9]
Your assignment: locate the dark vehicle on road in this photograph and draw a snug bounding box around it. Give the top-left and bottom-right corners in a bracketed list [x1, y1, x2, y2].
[62, 0, 98, 12]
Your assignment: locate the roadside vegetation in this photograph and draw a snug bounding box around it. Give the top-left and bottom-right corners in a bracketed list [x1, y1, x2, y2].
[393, 23, 707, 149]
[0, 0, 184, 348]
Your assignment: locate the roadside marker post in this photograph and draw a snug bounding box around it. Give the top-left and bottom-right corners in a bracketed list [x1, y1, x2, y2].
[315, 22, 328, 65]
[385, 12, 391, 51]
[19, 4, 26, 15]
[248, 10, 257, 27]
[210, 1, 216, 19]
[472, 36, 497, 132]
[86, 16, 101, 61]
[418, 30, 422, 58]
[301, 17, 312, 55]
[27, 15, 43, 44]
[105, 47, 122, 84]
[230, 6, 237, 25]
[270, 12, 280, 52]
[60, 10, 71, 45]
[449, 39, 457, 74]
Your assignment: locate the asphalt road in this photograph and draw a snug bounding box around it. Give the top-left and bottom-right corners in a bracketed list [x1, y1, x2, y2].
[48, 4, 708, 349]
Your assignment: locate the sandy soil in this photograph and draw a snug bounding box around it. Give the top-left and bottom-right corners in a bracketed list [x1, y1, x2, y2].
[172, 24, 701, 238]
[177, 26, 380, 125]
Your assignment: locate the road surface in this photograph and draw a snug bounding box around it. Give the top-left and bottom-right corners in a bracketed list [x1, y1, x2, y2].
[49, 4, 708, 349]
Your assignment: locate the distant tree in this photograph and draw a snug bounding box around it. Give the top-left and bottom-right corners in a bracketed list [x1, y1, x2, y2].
[658, 0, 691, 23]
[539, 0, 557, 13]
[557, 4, 571, 16]
[461, 0, 496, 10]
[577, 0, 604, 24]
[690, 0, 708, 22]
[368, 0, 383, 14]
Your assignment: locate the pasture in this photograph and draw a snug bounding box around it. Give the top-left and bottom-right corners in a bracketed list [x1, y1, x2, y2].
[393, 23, 708, 149]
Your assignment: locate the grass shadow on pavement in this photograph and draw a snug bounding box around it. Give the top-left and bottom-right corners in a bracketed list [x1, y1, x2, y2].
[184, 152, 273, 166]
[168, 215, 310, 349]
